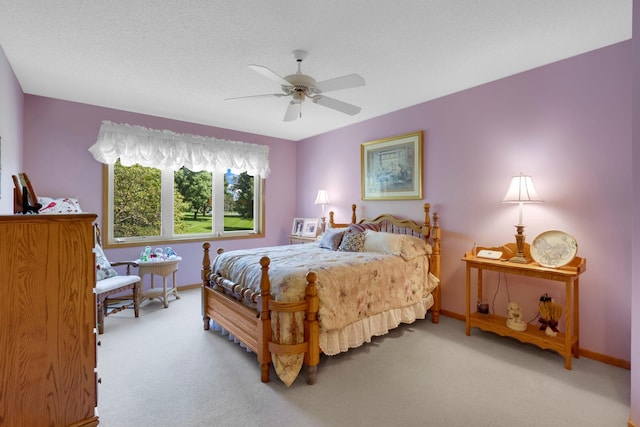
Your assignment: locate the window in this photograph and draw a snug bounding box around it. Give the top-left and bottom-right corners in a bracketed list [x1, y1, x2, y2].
[89, 121, 270, 245]
[104, 161, 263, 245]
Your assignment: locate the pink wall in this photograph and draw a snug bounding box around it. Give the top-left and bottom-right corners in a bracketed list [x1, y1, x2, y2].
[0, 44, 24, 213]
[298, 42, 632, 363]
[22, 97, 297, 289]
[630, 1, 639, 424]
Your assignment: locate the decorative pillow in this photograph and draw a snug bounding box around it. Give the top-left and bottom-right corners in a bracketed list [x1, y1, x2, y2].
[347, 222, 381, 234]
[94, 243, 118, 281]
[337, 231, 366, 252]
[38, 197, 83, 214]
[399, 235, 432, 260]
[363, 230, 404, 255]
[318, 228, 345, 250]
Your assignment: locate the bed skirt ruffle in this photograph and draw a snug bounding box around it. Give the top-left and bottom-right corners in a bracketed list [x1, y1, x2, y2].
[208, 322, 253, 352]
[319, 293, 435, 356]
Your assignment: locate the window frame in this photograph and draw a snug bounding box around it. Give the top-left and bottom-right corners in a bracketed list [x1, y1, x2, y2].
[101, 164, 265, 248]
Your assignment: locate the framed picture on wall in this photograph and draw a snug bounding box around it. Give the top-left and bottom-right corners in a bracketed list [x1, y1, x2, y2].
[361, 131, 423, 200]
[291, 218, 305, 236]
[302, 218, 319, 237]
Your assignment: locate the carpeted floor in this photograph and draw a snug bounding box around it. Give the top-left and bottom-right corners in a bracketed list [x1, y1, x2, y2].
[97, 288, 630, 427]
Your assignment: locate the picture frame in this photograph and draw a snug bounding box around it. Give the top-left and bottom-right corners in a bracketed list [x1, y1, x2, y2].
[302, 218, 319, 237]
[361, 131, 423, 200]
[291, 217, 305, 236]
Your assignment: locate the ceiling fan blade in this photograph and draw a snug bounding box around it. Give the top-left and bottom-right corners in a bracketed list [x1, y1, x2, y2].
[315, 73, 365, 93]
[312, 95, 361, 116]
[284, 102, 301, 122]
[248, 64, 292, 87]
[225, 93, 285, 101]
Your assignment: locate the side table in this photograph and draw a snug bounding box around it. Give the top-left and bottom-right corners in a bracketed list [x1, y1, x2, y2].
[138, 257, 182, 308]
[463, 243, 586, 369]
[288, 234, 318, 244]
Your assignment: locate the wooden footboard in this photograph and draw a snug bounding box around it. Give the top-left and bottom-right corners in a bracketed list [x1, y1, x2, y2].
[201, 243, 320, 384]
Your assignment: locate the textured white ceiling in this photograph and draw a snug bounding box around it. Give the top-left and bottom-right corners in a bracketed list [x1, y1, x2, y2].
[0, 1, 632, 141]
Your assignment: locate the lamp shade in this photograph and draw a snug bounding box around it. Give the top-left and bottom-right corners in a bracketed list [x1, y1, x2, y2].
[314, 189, 330, 205]
[502, 174, 543, 203]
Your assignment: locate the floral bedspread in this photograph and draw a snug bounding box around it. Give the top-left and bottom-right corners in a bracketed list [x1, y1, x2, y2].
[212, 242, 434, 331]
[211, 242, 438, 385]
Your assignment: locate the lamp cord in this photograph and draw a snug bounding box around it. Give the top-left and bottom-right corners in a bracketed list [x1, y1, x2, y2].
[490, 272, 538, 324]
[500, 272, 541, 325]
[490, 273, 504, 313]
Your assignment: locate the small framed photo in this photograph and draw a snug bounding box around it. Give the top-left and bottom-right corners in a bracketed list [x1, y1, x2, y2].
[291, 218, 305, 236]
[302, 218, 319, 237]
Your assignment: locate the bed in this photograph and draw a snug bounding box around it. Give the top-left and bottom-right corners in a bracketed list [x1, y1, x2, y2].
[200, 203, 441, 386]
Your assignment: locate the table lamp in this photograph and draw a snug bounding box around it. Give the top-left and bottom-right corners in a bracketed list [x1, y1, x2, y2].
[314, 189, 330, 233]
[502, 173, 543, 263]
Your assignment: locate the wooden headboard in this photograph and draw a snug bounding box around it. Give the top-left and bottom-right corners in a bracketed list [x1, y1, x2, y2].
[359, 203, 436, 240]
[329, 203, 439, 244]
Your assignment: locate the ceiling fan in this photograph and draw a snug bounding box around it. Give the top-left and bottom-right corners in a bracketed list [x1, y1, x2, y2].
[226, 50, 365, 121]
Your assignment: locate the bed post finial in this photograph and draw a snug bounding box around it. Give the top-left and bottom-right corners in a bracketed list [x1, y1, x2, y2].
[329, 210, 335, 228]
[304, 271, 320, 385]
[257, 256, 272, 383]
[423, 203, 431, 229]
[432, 212, 440, 240]
[351, 204, 357, 224]
[201, 242, 211, 285]
[202, 242, 212, 330]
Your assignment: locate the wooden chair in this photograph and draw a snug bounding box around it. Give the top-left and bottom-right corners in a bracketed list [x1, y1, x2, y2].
[12, 172, 41, 214]
[94, 225, 141, 334]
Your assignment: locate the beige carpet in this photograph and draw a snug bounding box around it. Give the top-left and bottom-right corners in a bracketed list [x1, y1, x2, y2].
[97, 288, 630, 427]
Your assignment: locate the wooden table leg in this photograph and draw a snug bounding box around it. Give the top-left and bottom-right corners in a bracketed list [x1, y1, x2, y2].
[573, 278, 580, 358]
[465, 264, 471, 336]
[564, 278, 572, 370]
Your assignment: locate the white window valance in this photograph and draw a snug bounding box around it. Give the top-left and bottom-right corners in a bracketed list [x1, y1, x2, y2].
[88, 121, 271, 177]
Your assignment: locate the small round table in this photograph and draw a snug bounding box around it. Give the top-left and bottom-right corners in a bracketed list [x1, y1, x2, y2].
[137, 257, 181, 308]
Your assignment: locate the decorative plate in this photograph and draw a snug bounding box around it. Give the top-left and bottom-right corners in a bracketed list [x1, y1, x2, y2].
[530, 230, 578, 268]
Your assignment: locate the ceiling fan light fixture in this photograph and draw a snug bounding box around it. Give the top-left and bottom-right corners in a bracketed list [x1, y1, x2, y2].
[292, 91, 305, 103]
[228, 49, 365, 121]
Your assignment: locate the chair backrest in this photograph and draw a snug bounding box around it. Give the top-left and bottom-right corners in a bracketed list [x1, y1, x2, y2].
[12, 172, 41, 214]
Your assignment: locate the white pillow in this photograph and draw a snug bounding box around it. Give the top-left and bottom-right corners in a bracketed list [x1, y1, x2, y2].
[363, 230, 404, 255]
[363, 230, 432, 260]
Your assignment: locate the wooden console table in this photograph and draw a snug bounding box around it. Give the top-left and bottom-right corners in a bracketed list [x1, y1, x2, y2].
[463, 243, 586, 369]
[138, 257, 182, 308]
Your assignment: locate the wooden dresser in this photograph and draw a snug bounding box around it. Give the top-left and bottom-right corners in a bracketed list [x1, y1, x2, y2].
[0, 214, 99, 426]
